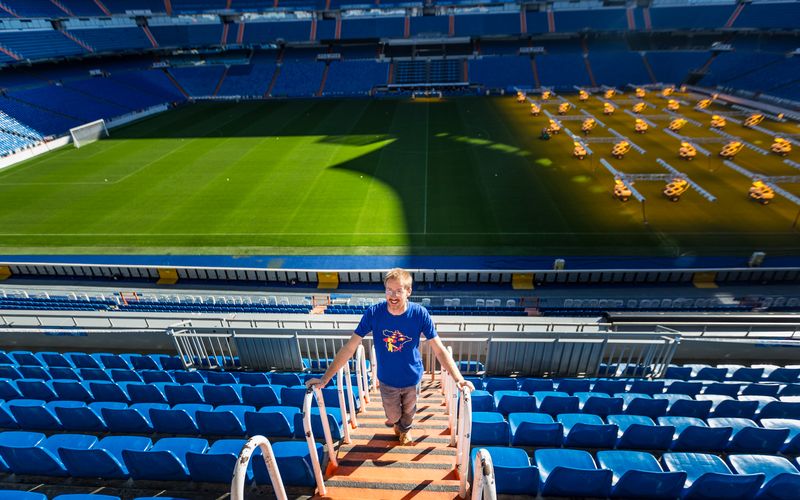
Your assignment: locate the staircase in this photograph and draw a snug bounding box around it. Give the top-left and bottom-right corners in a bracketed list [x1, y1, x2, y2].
[317, 379, 461, 499]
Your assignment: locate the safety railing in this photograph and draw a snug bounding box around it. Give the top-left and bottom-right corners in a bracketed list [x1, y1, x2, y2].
[336, 365, 355, 442]
[355, 344, 370, 407]
[304, 385, 338, 496]
[231, 435, 287, 500]
[471, 448, 497, 500]
[442, 347, 474, 499]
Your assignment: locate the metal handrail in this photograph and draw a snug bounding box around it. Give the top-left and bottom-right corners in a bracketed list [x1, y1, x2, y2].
[471, 448, 498, 500]
[456, 384, 473, 499]
[355, 344, 370, 406]
[231, 435, 287, 500]
[303, 386, 338, 496]
[335, 367, 352, 444]
[370, 344, 378, 389]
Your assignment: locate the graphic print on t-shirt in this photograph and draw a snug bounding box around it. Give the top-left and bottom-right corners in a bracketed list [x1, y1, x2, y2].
[383, 329, 412, 352]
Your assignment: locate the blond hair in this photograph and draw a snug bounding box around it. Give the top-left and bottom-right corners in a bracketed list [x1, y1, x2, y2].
[384, 268, 413, 290]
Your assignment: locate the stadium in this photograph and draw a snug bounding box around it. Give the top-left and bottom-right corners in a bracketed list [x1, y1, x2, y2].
[0, 0, 798, 498]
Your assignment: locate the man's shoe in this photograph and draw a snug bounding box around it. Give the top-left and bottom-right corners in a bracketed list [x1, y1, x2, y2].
[393, 425, 401, 436]
[398, 431, 414, 445]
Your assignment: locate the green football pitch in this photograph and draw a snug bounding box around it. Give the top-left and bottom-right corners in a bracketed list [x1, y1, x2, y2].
[0, 95, 798, 256]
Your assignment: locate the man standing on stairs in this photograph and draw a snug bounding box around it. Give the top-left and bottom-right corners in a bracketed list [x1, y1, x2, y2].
[307, 268, 474, 445]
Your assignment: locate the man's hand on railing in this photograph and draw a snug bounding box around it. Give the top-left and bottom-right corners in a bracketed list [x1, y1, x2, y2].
[305, 378, 327, 389]
[457, 379, 475, 391]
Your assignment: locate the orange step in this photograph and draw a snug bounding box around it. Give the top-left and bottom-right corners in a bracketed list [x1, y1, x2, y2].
[316, 379, 461, 500]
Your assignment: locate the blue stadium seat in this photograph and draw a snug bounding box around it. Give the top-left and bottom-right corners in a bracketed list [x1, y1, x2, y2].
[728, 454, 800, 500]
[520, 378, 554, 393]
[656, 394, 712, 419]
[164, 383, 205, 405]
[252, 440, 323, 487]
[186, 438, 247, 483]
[761, 418, 800, 454]
[485, 377, 517, 394]
[50, 380, 93, 402]
[123, 354, 161, 371]
[203, 371, 238, 385]
[509, 413, 563, 447]
[293, 407, 344, 441]
[556, 379, 592, 395]
[140, 370, 174, 384]
[592, 379, 627, 395]
[235, 372, 270, 386]
[471, 412, 509, 445]
[196, 405, 252, 436]
[722, 365, 765, 383]
[470, 390, 494, 412]
[608, 415, 674, 450]
[619, 393, 669, 419]
[1, 433, 97, 476]
[0, 366, 23, 380]
[270, 373, 303, 387]
[703, 382, 742, 398]
[126, 382, 168, 404]
[52, 495, 120, 500]
[7, 399, 63, 431]
[575, 392, 623, 417]
[761, 366, 800, 383]
[16, 379, 57, 401]
[49, 367, 81, 381]
[559, 413, 618, 448]
[93, 353, 131, 371]
[202, 384, 244, 406]
[535, 448, 612, 497]
[666, 381, 704, 397]
[0, 404, 18, 430]
[171, 371, 206, 384]
[699, 395, 758, 419]
[52, 401, 109, 432]
[109, 369, 143, 383]
[663, 452, 765, 500]
[151, 403, 211, 434]
[660, 416, 732, 452]
[241, 385, 282, 407]
[742, 383, 782, 397]
[0, 491, 47, 499]
[0, 431, 46, 473]
[470, 447, 538, 495]
[102, 402, 164, 434]
[709, 417, 790, 454]
[244, 406, 299, 438]
[757, 400, 800, 420]
[66, 353, 103, 370]
[533, 391, 579, 416]
[493, 391, 535, 415]
[79, 369, 112, 382]
[665, 366, 692, 381]
[59, 435, 151, 479]
[10, 352, 42, 368]
[88, 381, 130, 403]
[0, 380, 23, 400]
[124, 437, 209, 481]
[596, 450, 686, 499]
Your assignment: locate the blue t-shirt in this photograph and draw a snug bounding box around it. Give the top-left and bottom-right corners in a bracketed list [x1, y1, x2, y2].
[354, 301, 438, 388]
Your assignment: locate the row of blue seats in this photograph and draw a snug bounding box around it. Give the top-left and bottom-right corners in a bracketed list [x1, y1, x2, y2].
[465, 376, 800, 398]
[0, 431, 321, 486]
[666, 364, 800, 383]
[0, 493, 177, 500]
[472, 411, 800, 454]
[0, 382, 361, 409]
[0, 351, 183, 371]
[469, 390, 800, 421]
[479, 448, 800, 499]
[0, 399, 346, 440]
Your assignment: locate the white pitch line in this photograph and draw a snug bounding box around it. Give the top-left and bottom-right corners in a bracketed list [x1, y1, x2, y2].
[423, 102, 430, 235]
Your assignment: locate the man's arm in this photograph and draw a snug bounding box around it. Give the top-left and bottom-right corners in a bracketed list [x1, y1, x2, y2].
[428, 336, 475, 390]
[305, 333, 363, 388]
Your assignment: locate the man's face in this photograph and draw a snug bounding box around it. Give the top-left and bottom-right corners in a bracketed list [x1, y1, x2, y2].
[385, 278, 410, 314]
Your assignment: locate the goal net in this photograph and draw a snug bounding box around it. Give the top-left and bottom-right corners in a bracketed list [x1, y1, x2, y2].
[70, 119, 108, 148]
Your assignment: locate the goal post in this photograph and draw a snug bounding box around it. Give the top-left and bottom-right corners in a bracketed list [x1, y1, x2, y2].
[70, 119, 109, 148]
